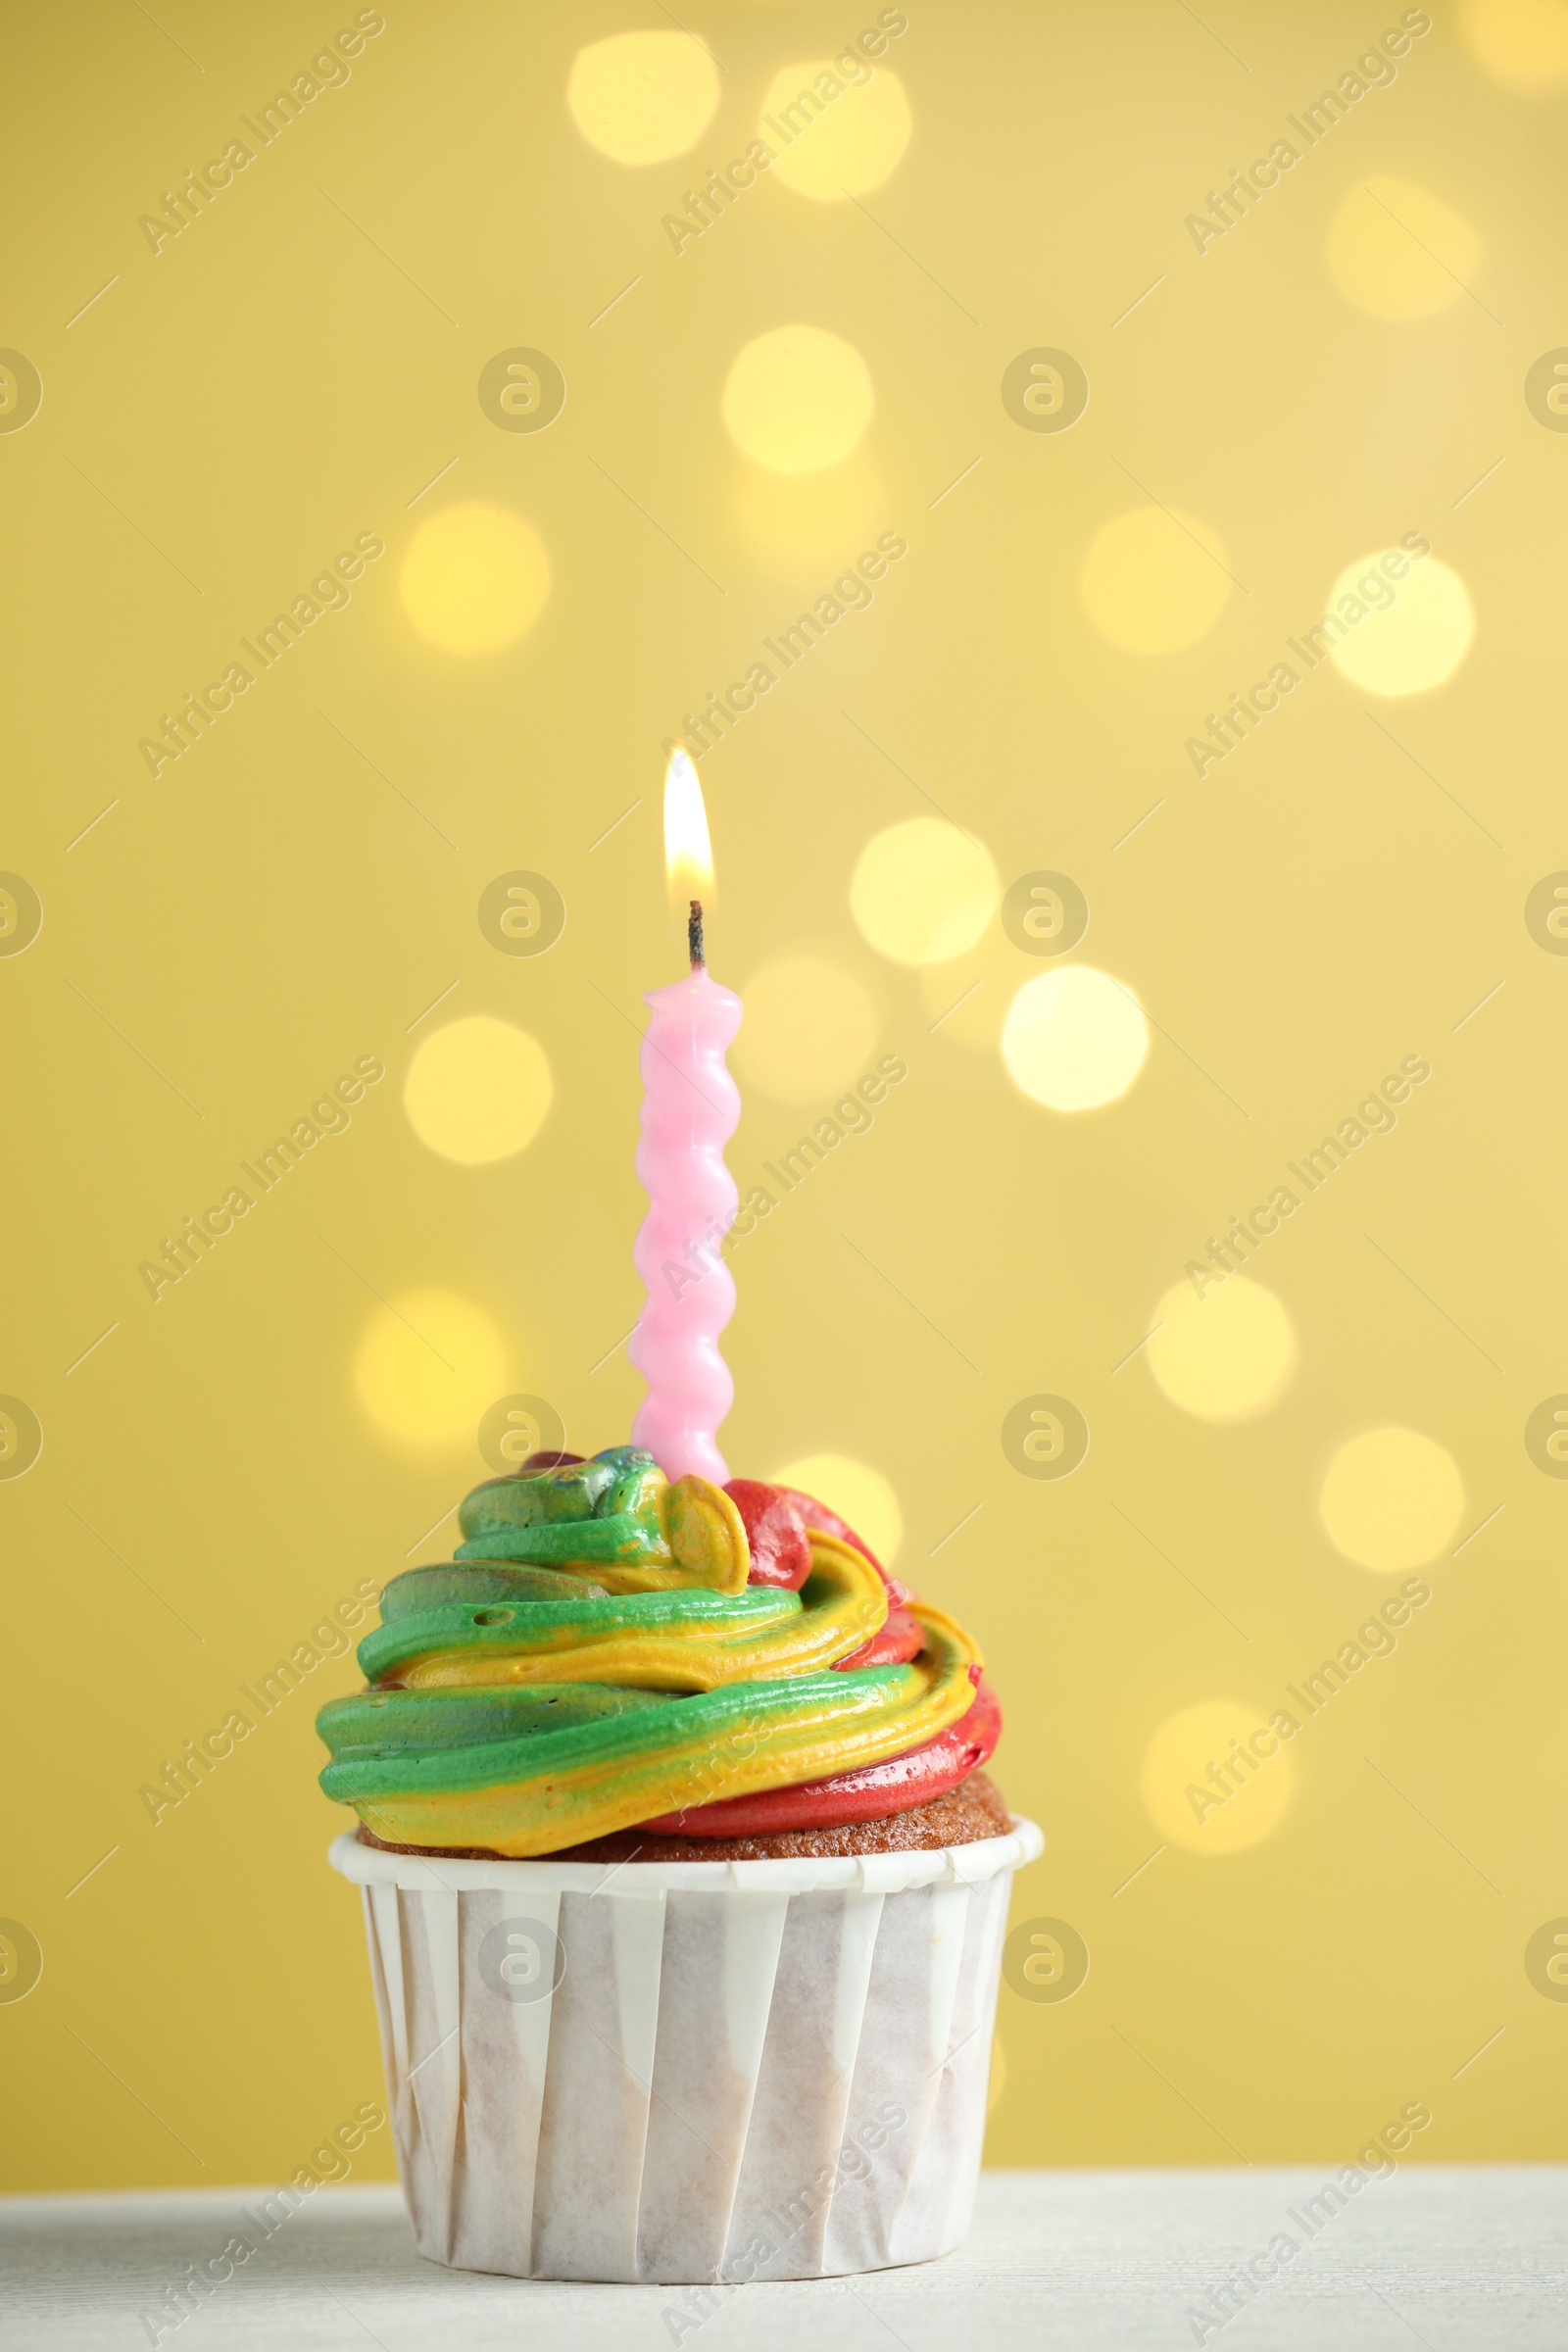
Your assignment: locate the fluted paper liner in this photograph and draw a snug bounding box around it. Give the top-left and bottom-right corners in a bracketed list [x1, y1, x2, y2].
[329, 1818, 1043, 2282]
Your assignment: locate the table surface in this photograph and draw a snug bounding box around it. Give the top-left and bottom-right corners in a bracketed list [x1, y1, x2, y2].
[3, 2169, 1564, 2350]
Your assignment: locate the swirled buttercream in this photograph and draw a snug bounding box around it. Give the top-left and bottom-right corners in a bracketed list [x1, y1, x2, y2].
[318, 1446, 1000, 1855]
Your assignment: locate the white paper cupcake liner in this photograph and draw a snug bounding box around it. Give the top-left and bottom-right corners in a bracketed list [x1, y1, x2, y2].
[328, 1816, 1043, 2283]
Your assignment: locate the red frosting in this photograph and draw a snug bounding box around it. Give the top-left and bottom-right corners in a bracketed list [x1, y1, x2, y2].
[736, 1481, 916, 1608]
[722, 1479, 812, 1589]
[641, 1674, 1001, 1836]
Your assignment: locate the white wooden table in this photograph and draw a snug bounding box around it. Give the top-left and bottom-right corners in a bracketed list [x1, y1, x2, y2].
[3, 2169, 1564, 2348]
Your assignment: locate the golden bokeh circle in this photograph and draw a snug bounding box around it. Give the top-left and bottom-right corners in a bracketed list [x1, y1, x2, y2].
[768, 1450, 904, 1564]
[565, 31, 720, 165]
[1146, 1277, 1298, 1423]
[355, 1290, 508, 1449]
[850, 817, 999, 967]
[401, 503, 551, 656]
[1461, 0, 1568, 88]
[1324, 551, 1473, 697]
[1001, 966, 1149, 1111]
[1319, 1427, 1465, 1571]
[732, 956, 879, 1103]
[1141, 1699, 1296, 1855]
[404, 1016, 553, 1165]
[760, 62, 912, 199]
[1325, 175, 1483, 319]
[720, 324, 874, 473]
[1079, 506, 1233, 655]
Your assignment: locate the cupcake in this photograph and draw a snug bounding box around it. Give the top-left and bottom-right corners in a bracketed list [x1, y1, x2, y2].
[319, 1446, 1040, 2282]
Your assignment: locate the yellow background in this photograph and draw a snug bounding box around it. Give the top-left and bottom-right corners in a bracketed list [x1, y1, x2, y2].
[4, 0, 1565, 2189]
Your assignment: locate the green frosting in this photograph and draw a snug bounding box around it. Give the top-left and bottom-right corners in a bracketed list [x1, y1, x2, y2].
[318, 1664, 915, 1802]
[356, 1579, 799, 1685]
[454, 1519, 663, 1567]
[378, 1562, 607, 1621]
[319, 1681, 669, 1761]
[460, 1446, 658, 1538]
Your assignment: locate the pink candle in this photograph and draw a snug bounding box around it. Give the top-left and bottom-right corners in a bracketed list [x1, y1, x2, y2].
[628, 754, 742, 1484]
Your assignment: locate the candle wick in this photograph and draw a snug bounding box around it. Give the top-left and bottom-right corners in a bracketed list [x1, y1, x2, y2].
[688, 898, 705, 970]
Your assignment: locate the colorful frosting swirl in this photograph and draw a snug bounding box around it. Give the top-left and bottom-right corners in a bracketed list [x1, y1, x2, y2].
[317, 1446, 1000, 1855]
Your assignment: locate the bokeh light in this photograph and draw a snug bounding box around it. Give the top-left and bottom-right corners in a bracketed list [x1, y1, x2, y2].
[1319, 1427, 1465, 1571]
[1141, 1699, 1297, 1855]
[1146, 1277, 1298, 1423]
[721, 324, 874, 472]
[355, 1290, 507, 1449]
[769, 1451, 903, 1564]
[404, 1016, 553, 1164]
[760, 61, 912, 198]
[401, 503, 551, 656]
[732, 956, 879, 1103]
[1079, 506, 1233, 655]
[1461, 0, 1568, 88]
[565, 30, 720, 165]
[1325, 176, 1482, 319]
[1325, 551, 1473, 696]
[850, 817, 999, 966]
[1001, 966, 1149, 1111]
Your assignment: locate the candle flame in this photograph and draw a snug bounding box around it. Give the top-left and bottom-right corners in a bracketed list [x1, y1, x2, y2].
[663, 746, 714, 910]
